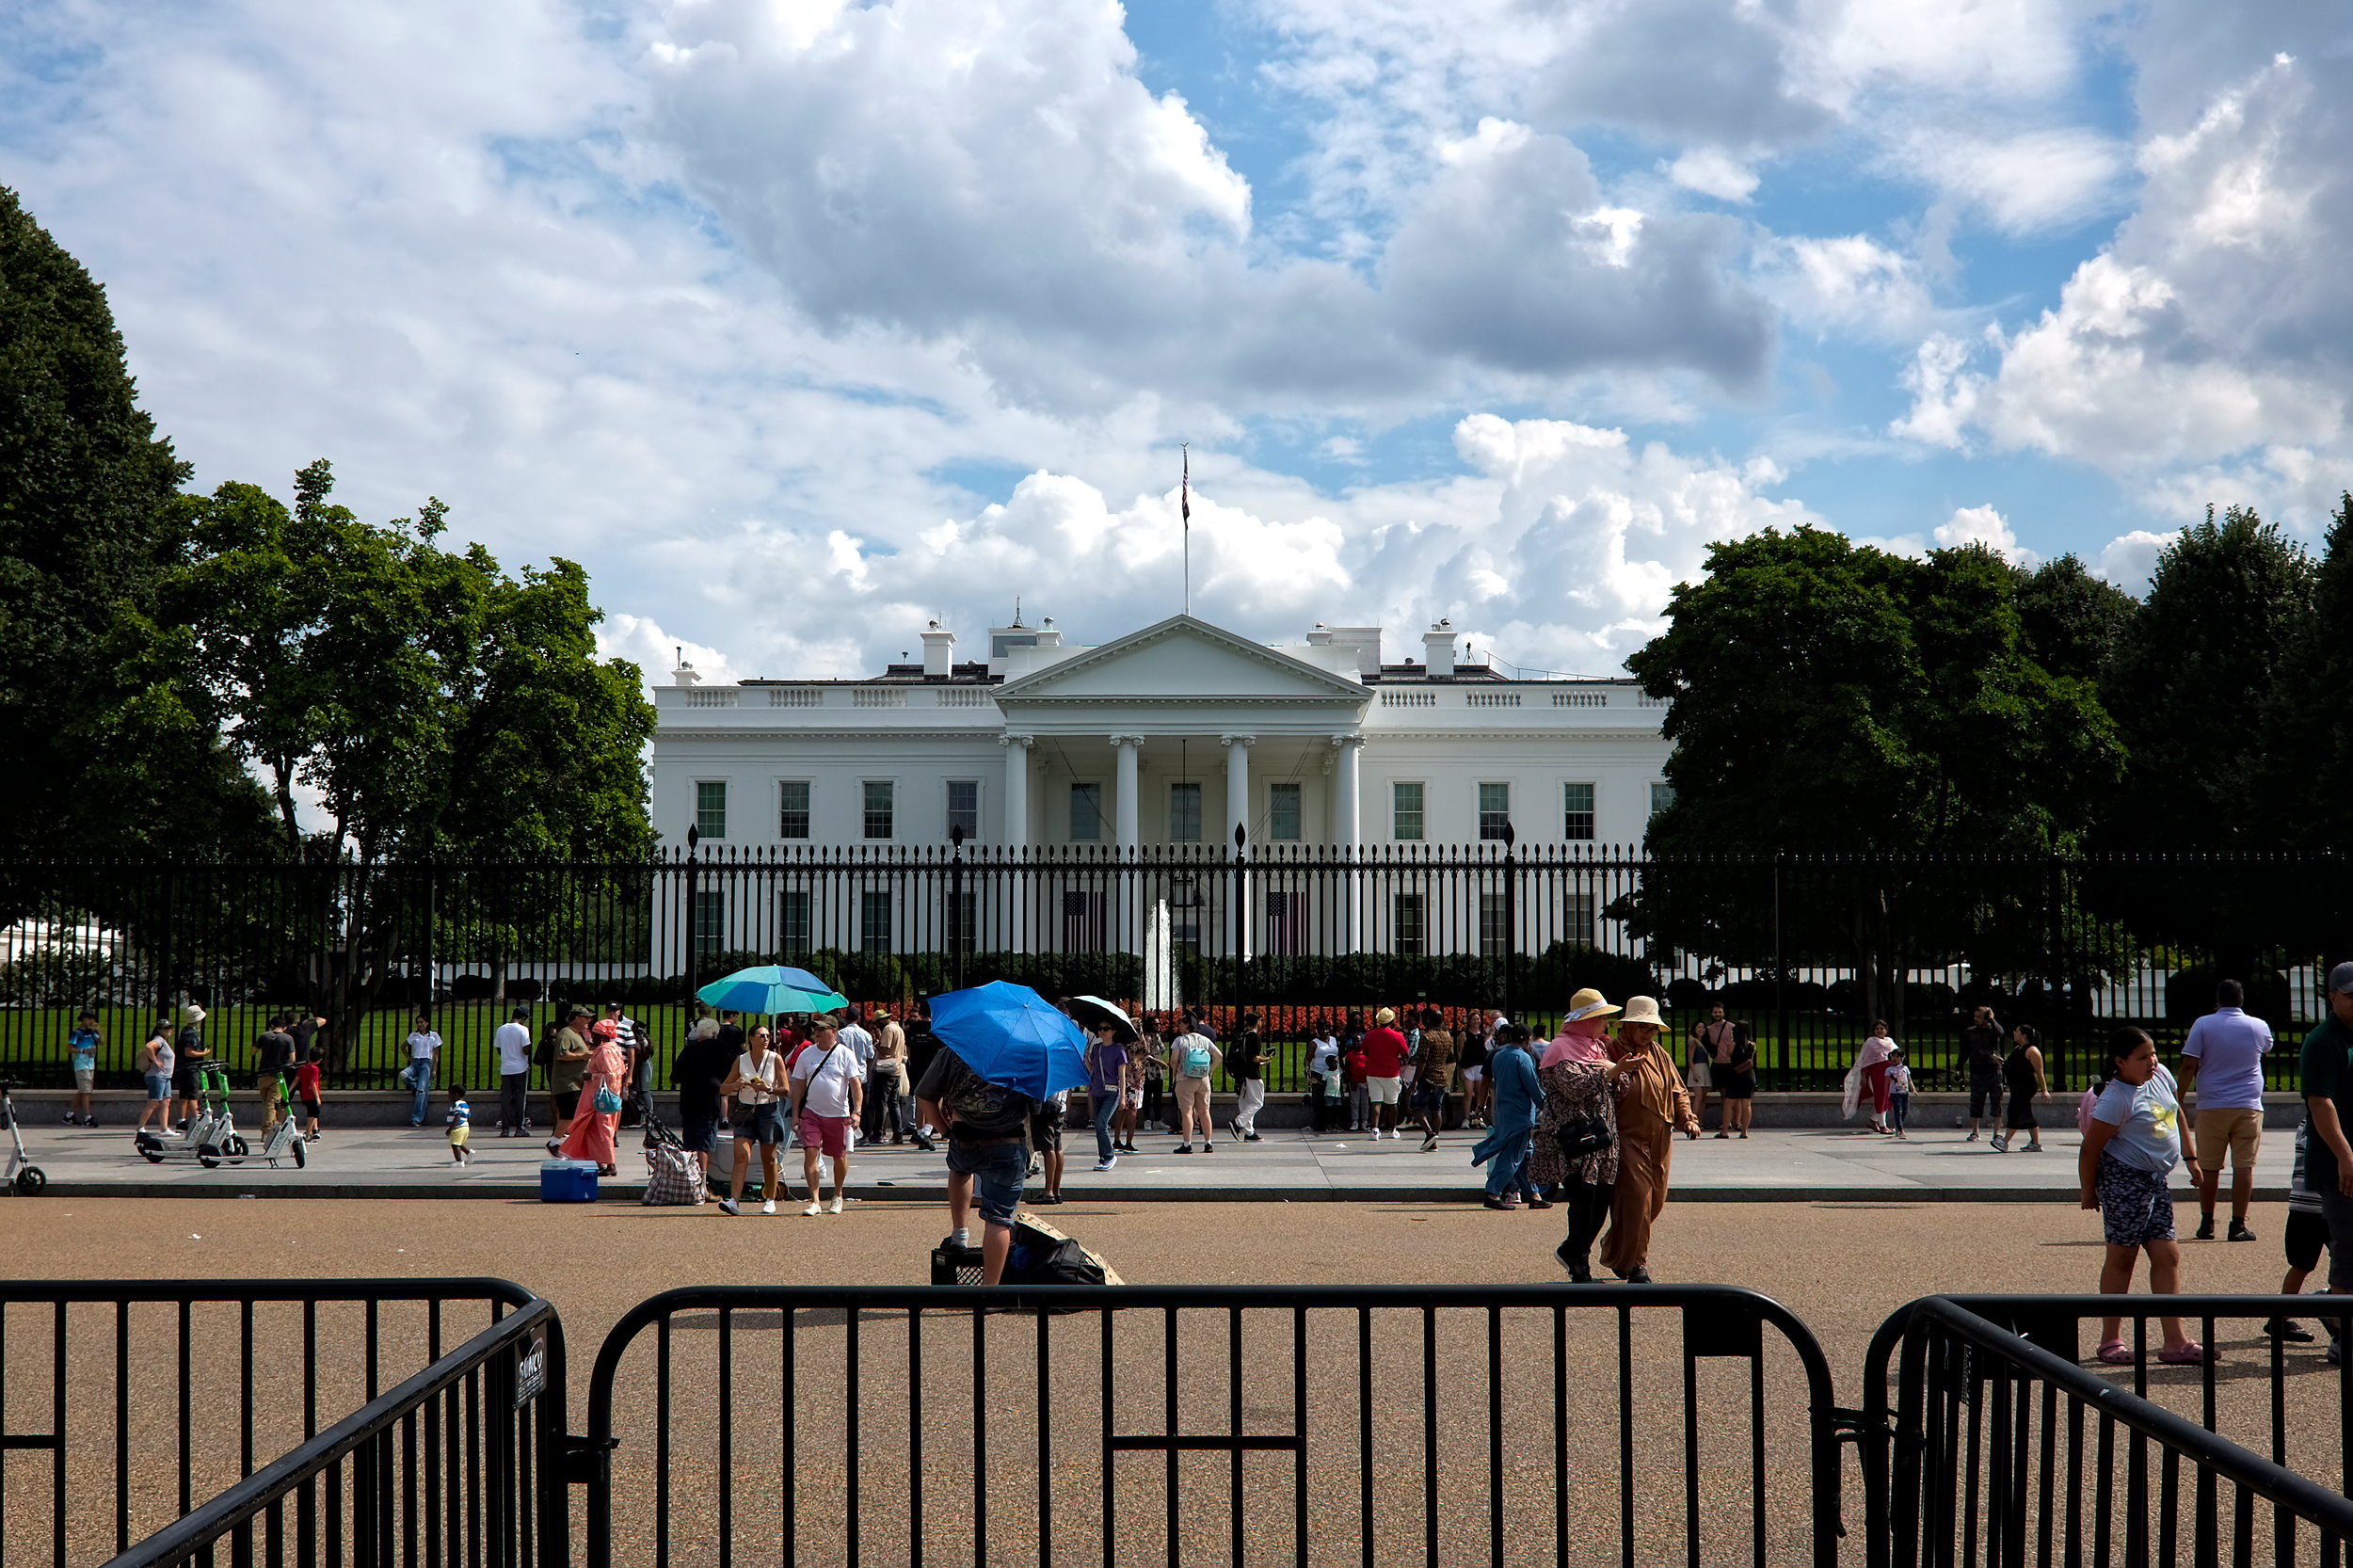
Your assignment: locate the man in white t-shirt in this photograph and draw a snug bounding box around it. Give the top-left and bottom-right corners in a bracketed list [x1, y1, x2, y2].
[492, 1006, 534, 1136]
[404, 1015, 441, 1128]
[2182, 977, 2275, 1241]
[791, 1016, 866, 1216]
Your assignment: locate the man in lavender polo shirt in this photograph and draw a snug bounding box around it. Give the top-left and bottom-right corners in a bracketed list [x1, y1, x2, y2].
[2182, 978, 2274, 1241]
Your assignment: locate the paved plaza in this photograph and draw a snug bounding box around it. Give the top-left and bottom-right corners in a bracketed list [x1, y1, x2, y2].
[9, 1112, 2300, 1202]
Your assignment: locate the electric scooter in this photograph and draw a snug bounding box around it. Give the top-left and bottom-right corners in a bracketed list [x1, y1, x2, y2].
[256, 1080, 308, 1169]
[135, 1061, 248, 1168]
[0, 1081, 46, 1194]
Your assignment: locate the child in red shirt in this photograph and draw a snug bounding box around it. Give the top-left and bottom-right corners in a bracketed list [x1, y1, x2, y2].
[293, 1051, 324, 1142]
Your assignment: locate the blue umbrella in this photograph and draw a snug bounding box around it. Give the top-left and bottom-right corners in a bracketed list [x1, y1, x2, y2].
[928, 982, 1090, 1099]
[696, 965, 850, 1016]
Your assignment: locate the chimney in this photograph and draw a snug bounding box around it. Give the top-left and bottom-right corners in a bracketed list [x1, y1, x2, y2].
[920, 620, 955, 679]
[672, 653, 702, 687]
[1421, 619, 1457, 679]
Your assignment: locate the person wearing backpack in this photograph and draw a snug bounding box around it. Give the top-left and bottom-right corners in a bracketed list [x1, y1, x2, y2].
[1168, 1023, 1223, 1155]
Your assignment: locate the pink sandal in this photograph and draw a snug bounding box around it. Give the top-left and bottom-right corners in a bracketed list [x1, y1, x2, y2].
[2094, 1339, 2135, 1365]
[2158, 1340, 2212, 1366]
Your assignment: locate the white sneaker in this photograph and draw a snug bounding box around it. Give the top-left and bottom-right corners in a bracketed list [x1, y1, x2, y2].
[827, 1195, 843, 1214]
[761, 1199, 776, 1215]
[804, 1201, 822, 1217]
[1092, 1157, 1118, 1172]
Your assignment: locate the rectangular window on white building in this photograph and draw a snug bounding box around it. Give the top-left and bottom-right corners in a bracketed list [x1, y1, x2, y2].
[777, 780, 810, 840]
[1479, 892, 1510, 958]
[859, 889, 892, 953]
[945, 779, 980, 840]
[1392, 781, 1424, 841]
[862, 780, 895, 840]
[1170, 781, 1203, 842]
[1649, 781, 1676, 818]
[692, 888, 725, 956]
[1392, 893, 1426, 956]
[1563, 890, 1597, 948]
[946, 890, 976, 955]
[1069, 781, 1103, 841]
[777, 890, 812, 958]
[1562, 782, 1595, 840]
[1479, 782, 1512, 840]
[696, 781, 728, 840]
[1268, 781, 1302, 841]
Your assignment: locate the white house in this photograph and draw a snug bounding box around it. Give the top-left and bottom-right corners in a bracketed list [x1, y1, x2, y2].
[648, 612, 1672, 857]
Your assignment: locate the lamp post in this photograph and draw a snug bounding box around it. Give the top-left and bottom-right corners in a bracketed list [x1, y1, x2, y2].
[949, 824, 968, 991]
[1501, 822, 1518, 1024]
[683, 824, 701, 1007]
[1231, 823, 1248, 1023]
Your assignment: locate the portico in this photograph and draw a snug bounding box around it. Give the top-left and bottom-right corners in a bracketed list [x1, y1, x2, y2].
[990, 616, 1372, 853]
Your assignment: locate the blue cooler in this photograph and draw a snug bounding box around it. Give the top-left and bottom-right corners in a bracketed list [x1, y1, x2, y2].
[539, 1160, 599, 1203]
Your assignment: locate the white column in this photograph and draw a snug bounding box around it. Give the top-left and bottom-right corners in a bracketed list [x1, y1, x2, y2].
[1000, 734, 1033, 847]
[1000, 733, 1032, 954]
[1112, 735, 1142, 851]
[1221, 734, 1254, 848]
[1332, 733, 1363, 954]
[1333, 733, 1362, 849]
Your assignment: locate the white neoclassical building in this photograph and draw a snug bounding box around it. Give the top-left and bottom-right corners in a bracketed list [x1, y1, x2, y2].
[648, 613, 1673, 857]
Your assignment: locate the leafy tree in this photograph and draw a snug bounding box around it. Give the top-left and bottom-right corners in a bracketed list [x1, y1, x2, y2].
[1628, 528, 2118, 856]
[2250, 493, 2353, 956]
[2098, 505, 2313, 852]
[118, 461, 658, 1055]
[1624, 527, 2122, 1027]
[0, 185, 267, 857]
[2260, 494, 2353, 854]
[2013, 553, 2137, 688]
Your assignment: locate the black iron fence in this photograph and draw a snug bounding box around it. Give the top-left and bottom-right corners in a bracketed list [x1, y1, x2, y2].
[579, 1282, 1849, 1568]
[12, 1278, 2348, 1566]
[103, 1296, 566, 1568]
[0, 1279, 539, 1568]
[1864, 1294, 2353, 1568]
[0, 851, 2344, 1096]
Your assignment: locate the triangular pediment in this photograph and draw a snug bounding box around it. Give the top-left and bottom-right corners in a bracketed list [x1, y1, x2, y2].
[994, 616, 1369, 704]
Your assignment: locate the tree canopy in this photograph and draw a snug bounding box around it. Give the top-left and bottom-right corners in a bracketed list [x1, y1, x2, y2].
[1625, 527, 2121, 856]
[120, 461, 657, 863]
[2096, 504, 2313, 854]
[0, 184, 268, 856]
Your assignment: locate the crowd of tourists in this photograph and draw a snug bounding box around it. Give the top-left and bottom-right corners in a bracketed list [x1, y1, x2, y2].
[54, 961, 2353, 1353]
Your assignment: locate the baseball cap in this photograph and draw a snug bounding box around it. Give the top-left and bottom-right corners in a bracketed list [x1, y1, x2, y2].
[2329, 962, 2353, 996]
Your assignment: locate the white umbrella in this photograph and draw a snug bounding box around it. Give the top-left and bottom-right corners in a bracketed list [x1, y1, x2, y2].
[1065, 995, 1138, 1042]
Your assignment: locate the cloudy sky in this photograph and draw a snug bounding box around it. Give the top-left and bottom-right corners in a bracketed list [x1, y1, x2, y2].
[6, 1, 2349, 683]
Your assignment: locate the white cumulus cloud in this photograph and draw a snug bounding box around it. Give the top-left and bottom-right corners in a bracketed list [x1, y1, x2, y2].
[1933, 504, 2039, 566]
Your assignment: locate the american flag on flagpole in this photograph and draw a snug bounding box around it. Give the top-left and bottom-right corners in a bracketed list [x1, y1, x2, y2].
[1181, 444, 1191, 614]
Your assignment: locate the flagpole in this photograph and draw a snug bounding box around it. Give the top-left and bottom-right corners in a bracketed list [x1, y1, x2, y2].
[1181, 443, 1191, 616]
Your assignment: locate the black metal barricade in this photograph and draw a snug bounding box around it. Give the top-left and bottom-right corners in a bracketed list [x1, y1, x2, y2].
[578, 1283, 1850, 1568]
[1862, 1294, 2353, 1568]
[99, 1296, 567, 1568]
[0, 1279, 538, 1568]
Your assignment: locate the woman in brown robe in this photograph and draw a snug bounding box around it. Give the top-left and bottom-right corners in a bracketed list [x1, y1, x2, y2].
[1530, 988, 1641, 1281]
[1599, 996, 1698, 1283]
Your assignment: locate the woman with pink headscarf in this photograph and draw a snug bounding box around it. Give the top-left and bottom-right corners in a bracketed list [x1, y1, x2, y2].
[559, 1017, 626, 1175]
[1528, 989, 1637, 1281]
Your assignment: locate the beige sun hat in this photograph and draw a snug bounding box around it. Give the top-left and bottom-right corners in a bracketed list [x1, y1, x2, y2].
[1373, 1007, 1396, 1026]
[1618, 996, 1665, 1029]
[1564, 987, 1621, 1022]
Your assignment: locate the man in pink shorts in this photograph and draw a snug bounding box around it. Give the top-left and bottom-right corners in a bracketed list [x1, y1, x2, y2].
[789, 1016, 865, 1217]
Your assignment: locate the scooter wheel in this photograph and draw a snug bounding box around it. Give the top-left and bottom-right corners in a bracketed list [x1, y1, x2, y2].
[198, 1149, 221, 1169]
[223, 1135, 248, 1161]
[139, 1144, 165, 1165]
[290, 1138, 307, 1169]
[15, 1166, 45, 1195]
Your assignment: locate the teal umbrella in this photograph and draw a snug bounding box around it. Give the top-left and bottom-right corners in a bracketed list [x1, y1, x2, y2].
[696, 965, 849, 1015]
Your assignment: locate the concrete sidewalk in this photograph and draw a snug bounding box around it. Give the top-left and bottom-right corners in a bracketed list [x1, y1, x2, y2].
[3, 1114, 2300, 1204]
